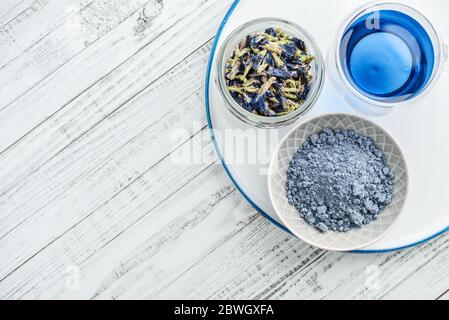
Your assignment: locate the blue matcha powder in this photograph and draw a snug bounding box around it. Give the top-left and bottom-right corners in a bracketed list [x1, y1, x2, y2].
[286, 129, 395, 233]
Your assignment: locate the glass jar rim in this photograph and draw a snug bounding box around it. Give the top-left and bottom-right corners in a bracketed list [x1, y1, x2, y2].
[216, 17, 325, 128]
[334, 1, 444, 108]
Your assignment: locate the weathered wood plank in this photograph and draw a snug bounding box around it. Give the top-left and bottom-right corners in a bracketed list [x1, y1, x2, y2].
[89, 186, 256, 300]
[156, 224, 449, 299]
[0, 42, 214, 281]
[0, 126, 263, 298]
[0, 0, 231, 237]
[0, 0, 150, 111]
[79, 170, 251, 300]
[258, 235, 449, 300]
[0, 135, 232, 299]
[0, 0, 229, 177]
[0, 0, 35, 27]
[0, 0, 94, 67]
[380, 235, 449, 300]
[157, 220, 321, 299]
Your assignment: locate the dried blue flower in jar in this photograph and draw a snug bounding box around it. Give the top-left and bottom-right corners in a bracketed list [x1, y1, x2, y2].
[225, 27, 314, 117]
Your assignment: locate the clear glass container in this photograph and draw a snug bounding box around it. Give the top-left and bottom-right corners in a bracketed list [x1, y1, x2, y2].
[216, 18, 325, 128]
[335, 2, 446, 108]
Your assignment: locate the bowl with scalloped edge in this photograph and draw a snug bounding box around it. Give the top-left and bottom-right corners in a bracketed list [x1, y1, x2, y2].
[268, 113, 409, 251]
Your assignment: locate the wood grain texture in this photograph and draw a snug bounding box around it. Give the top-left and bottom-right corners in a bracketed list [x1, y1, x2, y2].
[0, 0, 153, 110]
[0, 41, 216, 286]
[0, 0, 448, 300]
[0, 0, 36, 27]
[0, 0, 229, 232]
[0, 0, 94, 67]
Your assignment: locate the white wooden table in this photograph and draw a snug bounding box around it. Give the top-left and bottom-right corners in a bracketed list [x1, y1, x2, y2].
[0, 0, 448, 300]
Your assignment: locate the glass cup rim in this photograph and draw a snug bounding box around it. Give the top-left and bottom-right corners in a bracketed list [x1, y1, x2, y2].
[335, 1, 445, 108]
[216, 17, 325, 128]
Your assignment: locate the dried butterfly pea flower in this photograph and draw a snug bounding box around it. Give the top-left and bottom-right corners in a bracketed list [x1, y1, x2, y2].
[292, 37, 306, 51]
[266, 68, 292, 79]
[225, 27, 314, 117]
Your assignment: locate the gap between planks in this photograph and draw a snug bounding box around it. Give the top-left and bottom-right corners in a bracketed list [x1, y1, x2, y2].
[0, 0, 231, 250]
[0, 0, 229, 159]
[0, 0, 155, 113]
[0, 36, 228, 296]
[0, 0, 95, 70]
[0, 0, 37, 28]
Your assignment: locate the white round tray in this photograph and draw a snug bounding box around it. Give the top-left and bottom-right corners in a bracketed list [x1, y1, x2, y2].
[206, 0, 449, 252]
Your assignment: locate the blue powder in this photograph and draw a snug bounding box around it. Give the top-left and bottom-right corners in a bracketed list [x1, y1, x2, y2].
[286, 129, 395, 233]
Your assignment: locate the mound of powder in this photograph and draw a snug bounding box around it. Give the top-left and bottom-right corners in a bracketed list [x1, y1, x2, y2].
[286, 128, 395, 233]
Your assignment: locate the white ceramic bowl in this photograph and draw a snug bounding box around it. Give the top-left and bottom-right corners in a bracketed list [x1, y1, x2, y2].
[268, 113, 409, 251]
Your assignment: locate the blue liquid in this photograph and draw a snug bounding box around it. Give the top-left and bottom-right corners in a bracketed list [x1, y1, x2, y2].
[340, 10, 435, 102]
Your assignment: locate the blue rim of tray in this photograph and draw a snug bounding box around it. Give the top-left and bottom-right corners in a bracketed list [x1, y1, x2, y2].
[205, 0, 449, 253]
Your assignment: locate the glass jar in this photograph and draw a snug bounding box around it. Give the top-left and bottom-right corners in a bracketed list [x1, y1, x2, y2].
[335, 2, 446, 108]
[216, 18, 325, 128]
